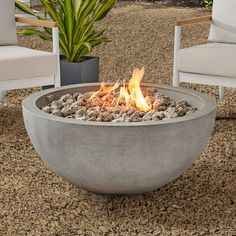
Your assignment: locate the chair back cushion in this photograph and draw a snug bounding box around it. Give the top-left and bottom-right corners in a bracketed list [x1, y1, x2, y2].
[0, 0, 17, 45]
[209, 0, 236, 43]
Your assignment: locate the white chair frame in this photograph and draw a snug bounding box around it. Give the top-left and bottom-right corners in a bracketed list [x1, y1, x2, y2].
[173, 15, 236, 101]
[0, 17, 61, 102]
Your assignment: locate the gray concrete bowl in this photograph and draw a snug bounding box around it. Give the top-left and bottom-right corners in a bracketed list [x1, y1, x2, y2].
[22, 84, 216, 194]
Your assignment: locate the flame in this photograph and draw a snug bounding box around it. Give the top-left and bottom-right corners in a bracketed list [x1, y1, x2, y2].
[101, 81, 120, 101]
[127, 68, 150, 112]
[89, 67, 151, 112]
[89, 81, 120, 101]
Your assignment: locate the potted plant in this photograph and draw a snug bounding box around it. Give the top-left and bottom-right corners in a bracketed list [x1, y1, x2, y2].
[15, 0, 117, 86]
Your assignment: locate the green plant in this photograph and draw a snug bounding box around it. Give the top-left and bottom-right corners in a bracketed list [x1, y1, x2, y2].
[203, 0, 213, 9]
[15, 0, 117, 62]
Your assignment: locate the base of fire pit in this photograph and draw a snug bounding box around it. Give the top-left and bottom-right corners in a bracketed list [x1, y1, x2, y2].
[23, 84, 216, 194]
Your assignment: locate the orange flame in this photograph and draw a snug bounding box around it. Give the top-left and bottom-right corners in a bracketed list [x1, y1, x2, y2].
[127, 68, 150, 111]
[89, 68, 151, 112]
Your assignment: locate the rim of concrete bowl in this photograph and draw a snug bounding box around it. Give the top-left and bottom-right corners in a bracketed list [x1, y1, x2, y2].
[22, 83, 216, 127]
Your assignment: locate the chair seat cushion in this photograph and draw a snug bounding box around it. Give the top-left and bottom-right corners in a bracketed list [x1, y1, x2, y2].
[178, 43, 236, 78]
[0, 46, 58, 81]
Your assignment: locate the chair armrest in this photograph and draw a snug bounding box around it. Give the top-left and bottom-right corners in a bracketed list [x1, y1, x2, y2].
[16, 17, 60, 55]
[176, 15, 212, 26]
[15, 17, 58, 28]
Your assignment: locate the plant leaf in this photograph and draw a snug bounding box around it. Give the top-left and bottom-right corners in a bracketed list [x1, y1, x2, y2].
[64, 0, 74, 54]
[15, 0, 36, 16]
[92, 0, 117, 21]
[20, 29, 52, 41]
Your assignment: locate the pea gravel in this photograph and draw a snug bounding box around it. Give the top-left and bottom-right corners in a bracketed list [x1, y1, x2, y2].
[1, 2, 236, 236]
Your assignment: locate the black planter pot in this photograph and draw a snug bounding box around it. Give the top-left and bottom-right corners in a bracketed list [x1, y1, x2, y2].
[43, 56, 99, 89]
[60, 56, 99, 85]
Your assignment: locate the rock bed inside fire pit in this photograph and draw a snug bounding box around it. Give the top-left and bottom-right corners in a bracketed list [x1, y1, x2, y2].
[41, 87, 197, 122]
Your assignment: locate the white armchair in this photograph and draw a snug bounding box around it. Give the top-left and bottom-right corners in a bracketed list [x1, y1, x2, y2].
[0, 0, 60, 102]
[173, 0, 236, 100]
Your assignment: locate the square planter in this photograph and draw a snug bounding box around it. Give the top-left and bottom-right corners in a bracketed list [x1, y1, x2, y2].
[43, 56, 99, 89]
[60, 56, 99, 86]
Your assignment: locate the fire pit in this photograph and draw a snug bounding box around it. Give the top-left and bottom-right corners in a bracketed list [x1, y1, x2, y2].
[40, 68, 198, 122]
[22, 75, 216, 194]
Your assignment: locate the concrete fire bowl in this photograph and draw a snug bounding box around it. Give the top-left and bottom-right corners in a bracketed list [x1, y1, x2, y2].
[22, 84, 216, 194]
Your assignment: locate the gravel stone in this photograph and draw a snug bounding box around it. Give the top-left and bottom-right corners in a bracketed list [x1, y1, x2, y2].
[41, 90, 196, 122]
[41, 105, 52, 113]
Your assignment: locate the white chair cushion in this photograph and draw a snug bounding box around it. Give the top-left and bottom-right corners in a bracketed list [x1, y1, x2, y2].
[0, 46, 58, 81]
[208, 0, 236, 44]
[0, 0, 17, 46]
[178, 43, 236, 78]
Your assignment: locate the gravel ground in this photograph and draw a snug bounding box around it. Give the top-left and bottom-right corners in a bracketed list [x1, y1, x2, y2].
[1, 2, 236, 235]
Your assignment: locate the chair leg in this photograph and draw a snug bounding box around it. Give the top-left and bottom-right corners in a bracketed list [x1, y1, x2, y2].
[52, 27, 61, 88]
[173, 71, 180, 87]
[219, 86, 224, 101]
[173, 26, 181, 87]
[0, 91, 5, 102]
[54, 72, 61, 88]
